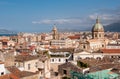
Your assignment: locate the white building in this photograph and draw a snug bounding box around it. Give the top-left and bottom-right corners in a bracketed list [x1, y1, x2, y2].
[49, 51, 72, 72]
[49, 51, 71, 63]
[106, 44, 120, 49]
[74, 51, 104, 61]
[0, 61, 10, 76]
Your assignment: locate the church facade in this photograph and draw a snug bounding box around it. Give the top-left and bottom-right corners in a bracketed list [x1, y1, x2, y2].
[80, 17, 109, 52]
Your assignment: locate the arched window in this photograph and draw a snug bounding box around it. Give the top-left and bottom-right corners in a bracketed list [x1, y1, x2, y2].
[95, 34, 97, 37]
[96, 57, 101, 60]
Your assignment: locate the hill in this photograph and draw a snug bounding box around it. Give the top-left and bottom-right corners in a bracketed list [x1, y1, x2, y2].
[0, 29, 17, 34]
[104, 22, 120, 32]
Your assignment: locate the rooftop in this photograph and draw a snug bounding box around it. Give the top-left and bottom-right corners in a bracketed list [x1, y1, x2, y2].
[90, 63, 116, 72]
[0, 74, 18, 79]
[101, 49, 120, 53]
[15, 55, 39, 62]
[6, 66, 38, 78]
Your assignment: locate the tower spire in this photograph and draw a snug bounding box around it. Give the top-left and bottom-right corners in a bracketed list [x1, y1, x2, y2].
[53, 24, 57, 31]
[96, 16, 99, 23]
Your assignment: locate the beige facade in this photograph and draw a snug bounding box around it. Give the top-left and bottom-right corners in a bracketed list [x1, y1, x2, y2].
[8, 40, 15, 47]
[36, 35, 41, 42]
[15, 55, 51, 78]
[0, 36, 9, 40]
[50, 39, 73, 48]
[20, 72, 39, 79]
[15, 57, 39, 72]
[0, 42, 2, 49]
[0, 51, 15, 67]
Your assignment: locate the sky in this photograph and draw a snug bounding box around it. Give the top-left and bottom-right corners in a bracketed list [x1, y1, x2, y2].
[0, 0, 120, 32]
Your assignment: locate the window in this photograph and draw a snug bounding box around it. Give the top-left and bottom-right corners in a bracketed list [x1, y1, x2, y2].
[95, 34, 97, 37]
[1, 72, 4, 75]
[2, 42, 7, 45]
[35, 62, 38, 68]
[52, 59, 54, 62]
[28, 64, 30, 70]
[63, 70, 67, 75]
[99, 34, 101, 37]
[97, 57, 101, 60]
[102, 45, 104, 47]
[59, 59, 61, 62]
[65, 59, 68, 62]
[83, 45, 86, 49]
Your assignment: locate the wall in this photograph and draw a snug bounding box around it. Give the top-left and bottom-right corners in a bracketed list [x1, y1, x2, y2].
[21, 73, 39, 79]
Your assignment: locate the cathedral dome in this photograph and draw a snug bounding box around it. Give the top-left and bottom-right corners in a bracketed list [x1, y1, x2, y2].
[92, 17, 104, 32]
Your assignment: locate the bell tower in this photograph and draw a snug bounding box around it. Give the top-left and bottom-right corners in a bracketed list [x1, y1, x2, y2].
[52, 24, 59, 40]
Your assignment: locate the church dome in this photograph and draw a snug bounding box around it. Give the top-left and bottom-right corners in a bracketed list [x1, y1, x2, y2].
[92, 17, 104, 32]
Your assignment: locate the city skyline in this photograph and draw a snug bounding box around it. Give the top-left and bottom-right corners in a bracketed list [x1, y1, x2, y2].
[0, 0, 120, 32]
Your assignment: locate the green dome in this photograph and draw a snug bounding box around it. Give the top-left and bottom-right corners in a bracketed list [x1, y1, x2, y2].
[92, 17, 104, 32]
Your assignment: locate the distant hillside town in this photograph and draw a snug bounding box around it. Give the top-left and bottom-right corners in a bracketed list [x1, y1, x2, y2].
[0, 17, 120, 79]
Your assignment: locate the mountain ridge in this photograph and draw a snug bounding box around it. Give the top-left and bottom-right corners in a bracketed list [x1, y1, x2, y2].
[0, 29, 17, 34]
[104, 22, 120, 32]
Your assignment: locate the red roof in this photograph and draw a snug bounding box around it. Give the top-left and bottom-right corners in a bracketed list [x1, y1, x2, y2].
[29, 46, 35, 50]
[7, 66, 38, 78]
[68, 36, 80, 39]
[2, 39, 8, 42]
[0, 61, 4, 64]
[101, 49, 120, 53]
[0, 74, 19, 79]
[20, 52, 30, 56]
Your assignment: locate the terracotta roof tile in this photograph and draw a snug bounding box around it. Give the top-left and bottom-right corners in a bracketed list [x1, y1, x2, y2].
[0, 74, 19, 79]
[20, 52, 30, 56]
[15, 55, 38, 62]
[68, 36, 80, 39]
[101, 49, 120, 53]
[90, 63, 116, 72]
[6, 66, 38, 78]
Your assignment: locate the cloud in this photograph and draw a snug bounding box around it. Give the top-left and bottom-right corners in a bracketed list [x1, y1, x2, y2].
[32, 18, 81, 24]
[89, 13, 112, 20]
[88, 8, 120, 25]
[32, 6, 120, 29]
